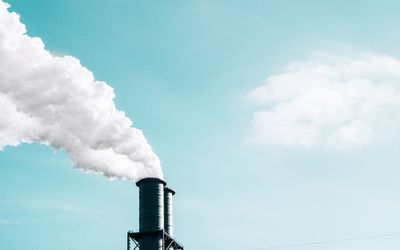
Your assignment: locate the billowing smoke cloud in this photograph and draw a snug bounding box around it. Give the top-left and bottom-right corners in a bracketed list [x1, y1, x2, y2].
[0, 1, 162, 180]
[247, 52, 400, 149]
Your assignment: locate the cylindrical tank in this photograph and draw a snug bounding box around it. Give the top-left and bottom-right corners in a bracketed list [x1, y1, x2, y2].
[136, 177, 166, 232]
[136, 177, 166, 250]
[164, 187, 175, 237]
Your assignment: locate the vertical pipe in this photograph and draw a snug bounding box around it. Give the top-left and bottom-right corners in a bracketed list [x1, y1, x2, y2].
[136, 177, 166, 250]
[164, 187, 175, 237]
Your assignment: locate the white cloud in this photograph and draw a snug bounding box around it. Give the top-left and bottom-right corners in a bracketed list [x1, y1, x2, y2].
[247, 52, 400, 149]
[0, 1, 162, 180]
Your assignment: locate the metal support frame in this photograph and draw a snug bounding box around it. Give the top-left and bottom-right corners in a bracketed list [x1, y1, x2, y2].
[127, 233, 140, 250]
[127, 230, 184, 250]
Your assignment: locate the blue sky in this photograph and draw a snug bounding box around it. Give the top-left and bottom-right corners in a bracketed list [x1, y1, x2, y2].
[2, 1, 400, 249]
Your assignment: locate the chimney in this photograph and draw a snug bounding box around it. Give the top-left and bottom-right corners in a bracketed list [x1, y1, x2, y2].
[127, 178, 184, 250]
[164, 187, 175, 237]
[136, 177, 166, 232]
[136, 177, 166, 250]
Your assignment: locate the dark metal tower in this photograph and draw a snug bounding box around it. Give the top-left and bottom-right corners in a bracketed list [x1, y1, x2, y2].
[164, 187, 175, 237]
[127, 178, 184, 250]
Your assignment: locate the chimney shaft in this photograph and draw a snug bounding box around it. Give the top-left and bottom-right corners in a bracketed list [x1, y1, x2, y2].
[164, 187, 175, 237]
[136, 177, 166, 250]
[136, 177, 166, 232]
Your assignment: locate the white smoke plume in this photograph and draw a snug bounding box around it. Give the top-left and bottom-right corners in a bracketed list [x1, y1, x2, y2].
[0, 1, 162, 180]
[247, 52, 400, 149]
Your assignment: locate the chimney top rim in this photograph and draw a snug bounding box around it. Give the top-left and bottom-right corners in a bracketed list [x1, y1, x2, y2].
[165, 187, 176, 195]
[135, 177, 166, 187]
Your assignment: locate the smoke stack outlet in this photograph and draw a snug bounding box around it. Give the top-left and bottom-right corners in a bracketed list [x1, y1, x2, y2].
[127, 178, 184, 250]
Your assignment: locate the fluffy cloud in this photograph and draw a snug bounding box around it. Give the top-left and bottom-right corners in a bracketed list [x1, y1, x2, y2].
[247, 52, 400, 149]
[0, 1, 162, 180]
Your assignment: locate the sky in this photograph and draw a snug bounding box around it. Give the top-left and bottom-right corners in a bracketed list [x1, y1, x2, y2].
[2, 0, 400, 249]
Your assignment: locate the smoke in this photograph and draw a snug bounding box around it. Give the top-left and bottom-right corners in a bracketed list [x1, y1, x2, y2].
[0, 1, 162, 180]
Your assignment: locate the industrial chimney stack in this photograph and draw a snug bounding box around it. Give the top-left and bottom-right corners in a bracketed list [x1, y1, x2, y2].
[127, 178, 184, 250]
[164, 187, 175, 237]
